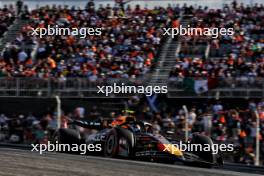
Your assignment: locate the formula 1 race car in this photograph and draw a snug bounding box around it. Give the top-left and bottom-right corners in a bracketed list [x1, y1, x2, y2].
[52, 115, 223, 167]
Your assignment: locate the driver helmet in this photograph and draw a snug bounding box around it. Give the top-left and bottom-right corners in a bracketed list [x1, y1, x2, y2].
[111, 115, 135, 127]
[111, 116, 127, 126]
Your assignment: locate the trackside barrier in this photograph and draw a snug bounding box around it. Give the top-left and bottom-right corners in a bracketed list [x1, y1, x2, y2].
[0, 77, 263, 98]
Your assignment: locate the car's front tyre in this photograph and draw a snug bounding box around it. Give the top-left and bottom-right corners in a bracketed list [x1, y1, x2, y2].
[104, 129, 119, 157]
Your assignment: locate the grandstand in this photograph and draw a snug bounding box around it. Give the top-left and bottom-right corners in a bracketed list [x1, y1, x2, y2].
[0, 0, 262, 98]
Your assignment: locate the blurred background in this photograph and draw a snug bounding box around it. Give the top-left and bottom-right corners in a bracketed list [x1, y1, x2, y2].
[0, 0, 263, 166]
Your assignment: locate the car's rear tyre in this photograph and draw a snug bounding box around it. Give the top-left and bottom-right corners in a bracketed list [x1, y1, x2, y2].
[216, 154, 224, 166]
[190, 133, 216, 167]
[118, 136, 132, 157]
[52, 128, 80, 145]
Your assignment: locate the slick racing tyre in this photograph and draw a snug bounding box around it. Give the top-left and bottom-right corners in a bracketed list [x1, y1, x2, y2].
[104, 129, 119, 157]
[104, 128, 133, 158]
[190, 133, 216, 167]
[52, 128, 80, 145]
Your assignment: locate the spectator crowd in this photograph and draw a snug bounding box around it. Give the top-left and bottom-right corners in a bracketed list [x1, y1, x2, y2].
[168, 2, 263, 88]
[169, 57, 264, 87]
[1, 3, 172, 80]
[0, 5, 15, 38]
[0, 1, 262, 85]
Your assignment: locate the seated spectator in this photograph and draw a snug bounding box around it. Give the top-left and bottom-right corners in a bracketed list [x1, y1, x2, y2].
[0, 5, 15, 38]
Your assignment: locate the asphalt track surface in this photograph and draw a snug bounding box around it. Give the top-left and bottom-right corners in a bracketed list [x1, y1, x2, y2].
[0, 148, 263, 176]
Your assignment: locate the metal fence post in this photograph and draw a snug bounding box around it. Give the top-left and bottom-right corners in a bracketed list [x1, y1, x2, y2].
[255, 110, 260, 166]
[16, 78, 19, 97]
[47, 78, 51, 97]
[55, 95, 61, 129]
[183, 105, 189, 142]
